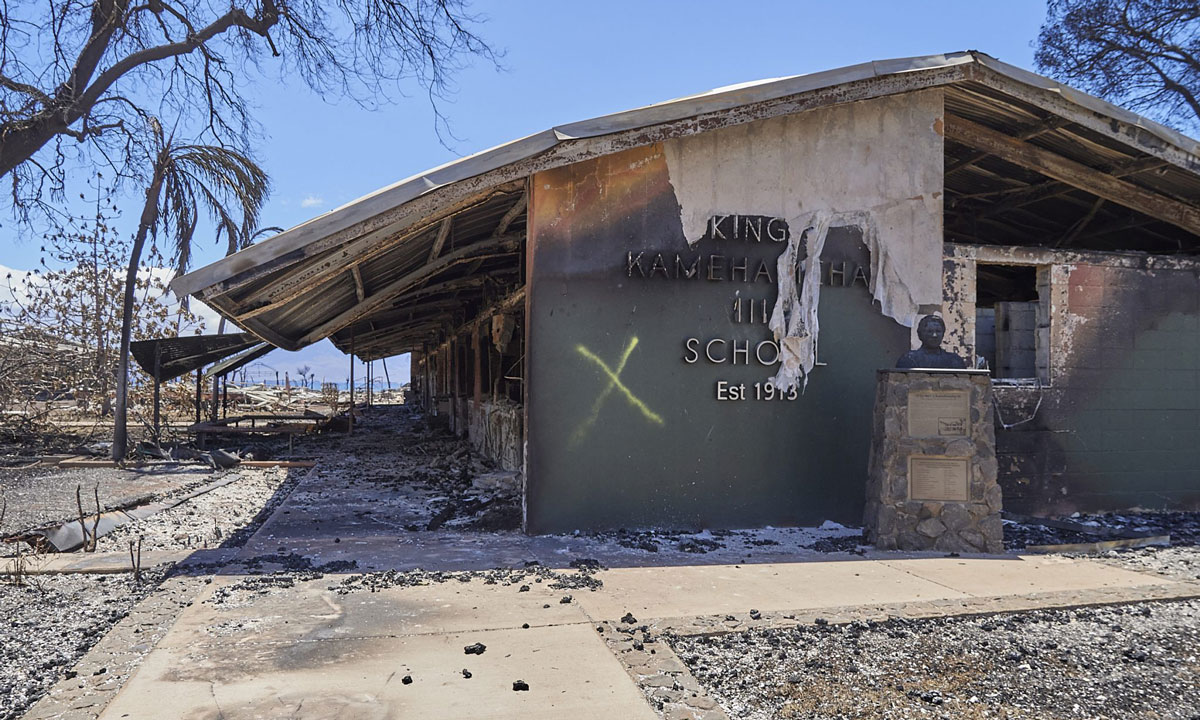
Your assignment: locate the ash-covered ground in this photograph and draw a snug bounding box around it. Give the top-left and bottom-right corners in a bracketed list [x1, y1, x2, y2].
[1002, 511, 1200, 584]
[0, 464, 300, 719]
[0, 569, 167, 720]
[3, 403, 1200, 720]
[1003, 511, 1200, 550]
[0, 464, 219, 542]
[94, 466, 295, 552]
[673, 600, 1200, 720]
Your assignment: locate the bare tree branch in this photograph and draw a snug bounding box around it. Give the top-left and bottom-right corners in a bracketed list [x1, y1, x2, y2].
[1037, 0, 1200, 132]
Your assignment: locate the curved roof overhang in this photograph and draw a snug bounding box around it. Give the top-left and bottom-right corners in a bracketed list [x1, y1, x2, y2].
[171, 51, 1200, 357]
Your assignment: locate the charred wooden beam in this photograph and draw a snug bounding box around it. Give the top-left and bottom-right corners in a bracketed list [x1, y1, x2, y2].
[390, 275, 489, 308]
[465, 192, 527, 277]
[350, 265, 366, 302]
[945, 115, 1200, 236]
[351, 320, 450, 354]
[494, 191, 527, 237]
[976, 156, 1169, 219]
[1055, 197, 1105, 248]
[232, 191, 519, 318]
[296, 234, 523, 346]
[344, 299, 465, 344]
[429, 286, 526, 356]
[1075, 215, 1157, 241]
[945, 117, 1067, 175]
[428, 216, 452, 262]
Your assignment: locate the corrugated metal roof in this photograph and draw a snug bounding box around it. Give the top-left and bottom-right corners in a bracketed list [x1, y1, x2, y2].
[172, 51, 1200, 357]
[130, 334, 261, 381]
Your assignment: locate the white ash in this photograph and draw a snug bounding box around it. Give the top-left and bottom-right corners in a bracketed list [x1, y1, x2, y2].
[0, 569, 166, 720]
[94, 466, 296, 553]
[672, 599, 1200, 720]
[0, 464, 219, 542]
[1086, 545, 1200, 582]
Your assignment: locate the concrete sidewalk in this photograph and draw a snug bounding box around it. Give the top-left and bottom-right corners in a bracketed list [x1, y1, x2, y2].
[85, 550, 1196, 720]
[38, 460, 1196, 720]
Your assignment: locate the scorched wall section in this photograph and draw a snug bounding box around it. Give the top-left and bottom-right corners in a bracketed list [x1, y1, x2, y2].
[945, 244, 1200, 514]
[525, 92, 944, 533]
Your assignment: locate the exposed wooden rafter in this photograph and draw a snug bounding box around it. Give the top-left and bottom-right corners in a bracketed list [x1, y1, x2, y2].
[350, 265, 366, 302]
[430, 286, 526, 356]
[388, 275, 488, 309]
[466, 191, 527, 276]
[974, 156, 1170, 220]
[494, 191, 527, 237]
[944, 115, 1200, 237]
[295, 233, 523, 346]
[427, 216, 452, 262]
[232, 192, 516, 320]
[945, 116, 1067, 175]
[1055, 197, 1105, 248]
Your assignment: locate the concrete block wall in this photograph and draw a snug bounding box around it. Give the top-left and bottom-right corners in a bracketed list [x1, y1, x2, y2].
[995, 301, 1037, 379]
[945, 244, 1200, 515]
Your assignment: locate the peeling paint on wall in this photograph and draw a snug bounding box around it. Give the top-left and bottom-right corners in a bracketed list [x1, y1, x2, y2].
[662, 90, 946, 388]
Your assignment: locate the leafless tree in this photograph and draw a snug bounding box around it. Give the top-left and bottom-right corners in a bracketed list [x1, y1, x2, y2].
[0, 0, 498, 221]
[113, 121, 269, 460]
[1036, 0, 1200, 131]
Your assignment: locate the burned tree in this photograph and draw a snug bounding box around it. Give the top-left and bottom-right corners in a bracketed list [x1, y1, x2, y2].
[0, 212, 206, 440]
[112, 124, 268, 460]
[1036, 0, 1200, 131]
[0, 0, 498, 219]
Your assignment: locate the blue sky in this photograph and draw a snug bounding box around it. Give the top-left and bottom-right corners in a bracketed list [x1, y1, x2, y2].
[2, 0, 1049, 387]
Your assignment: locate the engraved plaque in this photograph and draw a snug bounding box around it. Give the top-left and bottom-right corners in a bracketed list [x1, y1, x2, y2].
[908, 456, 969, 502]
[908, 390, 969, 437]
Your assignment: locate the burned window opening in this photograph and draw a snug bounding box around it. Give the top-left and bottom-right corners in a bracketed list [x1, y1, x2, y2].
[974, 264, 1048, 382]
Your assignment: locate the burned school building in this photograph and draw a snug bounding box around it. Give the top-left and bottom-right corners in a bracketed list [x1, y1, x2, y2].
[174, 52, 1200, 534]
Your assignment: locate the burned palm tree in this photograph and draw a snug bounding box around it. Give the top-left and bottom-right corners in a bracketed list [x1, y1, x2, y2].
[112, 122, 269, 460]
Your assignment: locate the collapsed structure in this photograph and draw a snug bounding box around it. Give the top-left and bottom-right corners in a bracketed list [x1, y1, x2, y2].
[173, 52, 1200, 533]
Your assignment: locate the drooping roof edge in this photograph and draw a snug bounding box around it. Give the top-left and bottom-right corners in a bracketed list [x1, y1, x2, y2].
[172, 50, 1200, 345]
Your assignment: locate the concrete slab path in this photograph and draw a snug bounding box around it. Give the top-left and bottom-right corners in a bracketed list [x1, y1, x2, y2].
[91, 551, 1186, 720]
[80, 460, 1193, 720]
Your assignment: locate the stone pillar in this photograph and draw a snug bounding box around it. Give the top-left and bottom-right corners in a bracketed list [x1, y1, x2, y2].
[864, 370, 1003, 553]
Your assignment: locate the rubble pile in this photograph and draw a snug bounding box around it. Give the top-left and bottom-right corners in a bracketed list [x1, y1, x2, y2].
[1004, 511, 1200, 549]
[673, 600, 1200, 720]
[291, 405, 522, 532]
[330, 558, 606, 596]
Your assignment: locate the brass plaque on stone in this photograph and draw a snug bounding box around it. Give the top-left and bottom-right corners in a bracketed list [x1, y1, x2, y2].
[908, 456, 969, 502]
[908, 390, 969, 437]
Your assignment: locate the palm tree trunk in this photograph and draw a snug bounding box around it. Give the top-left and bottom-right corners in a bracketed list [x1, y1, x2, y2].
[113, 165, 165, 460]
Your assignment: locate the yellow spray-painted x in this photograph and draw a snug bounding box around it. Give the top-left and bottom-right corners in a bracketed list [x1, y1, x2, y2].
[570, 336, 664, 446]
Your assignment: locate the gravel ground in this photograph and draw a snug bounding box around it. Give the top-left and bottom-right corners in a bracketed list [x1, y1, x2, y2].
[0, 569, 167, 720]
[1094, 545, 1200, 582]
[674, 599, 1200, 720]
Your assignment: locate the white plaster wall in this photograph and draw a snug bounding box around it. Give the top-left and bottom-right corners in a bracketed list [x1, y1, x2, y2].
[662, 89, 945, 383]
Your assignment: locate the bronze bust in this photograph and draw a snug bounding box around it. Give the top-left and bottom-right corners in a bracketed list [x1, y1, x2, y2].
[896, 315, 967, 370]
